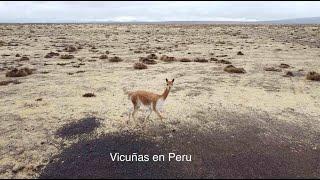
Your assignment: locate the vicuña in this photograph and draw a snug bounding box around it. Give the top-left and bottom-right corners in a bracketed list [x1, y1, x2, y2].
[127, 78, 174, 121]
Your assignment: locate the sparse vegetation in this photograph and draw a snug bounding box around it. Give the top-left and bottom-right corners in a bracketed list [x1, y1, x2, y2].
[60, 54, 75, 59]
[109, 56, 123, 62]
[279, 63, 290, 68]
[19, 56, 29, 61]
[224, 65, 246, 73]
[133, 62, 148, 69]
[194, 58, 208, 63]
[64, 45, 77, 52]
[306, 71, 320, 81]
[217, 59, 232, 64]
[264, 67, 282, 72]
[146, 53, 158, 59]
[160, 55, 176, 62]
[179, 58, 192, 62]
[45, 52, 60, 58]
[99, 54, 108, 59]
[0, 80, 20, 86]
[139, 57, 157, 64]
[283, 71, 294, 77]
[6, 67, 34, 77]
[237, 51, 244, 55]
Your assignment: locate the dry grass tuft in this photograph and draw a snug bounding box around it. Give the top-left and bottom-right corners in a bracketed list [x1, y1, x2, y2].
[146, 53, 158, 59]
[306, 71, 320, 81]
[217, 59, 232, 64]
[109, 56, 123, 62]
[45, 52, 60, 58]
[60, 54, 75, 59]
[179, 58, 192, 62]
[224, 65, 246, 73]
[283, 71, 294, 77]
[139, 57, 157, 64]
[194, 58, 209, 63]
[134, 62, 148, 69]
[279, 63, 290, 68]
[264, 67, 282, 72]
[6, 68, 34, 77]
[99, 55, 108, 60]
[0, 80, 20, 86]
[19, 56, 29, 61]
[64, 45, 77, 52]
[237, 51, 244, 55]
[160, 55, 176, 62]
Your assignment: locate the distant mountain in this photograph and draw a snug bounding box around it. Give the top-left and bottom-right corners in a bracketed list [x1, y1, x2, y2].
[2, 17, 320, 24]
[260, 17, 320, 24]
[92, 17, 320, 25]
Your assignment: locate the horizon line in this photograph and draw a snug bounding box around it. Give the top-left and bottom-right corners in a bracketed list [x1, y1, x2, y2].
[1, 16, 320, 24]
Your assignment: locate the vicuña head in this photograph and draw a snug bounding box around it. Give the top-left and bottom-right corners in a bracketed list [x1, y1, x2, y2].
[127, 78, 174, 122]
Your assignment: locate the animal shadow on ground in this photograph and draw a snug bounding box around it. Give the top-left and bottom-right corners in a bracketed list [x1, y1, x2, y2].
[40, 120, 320, 179]
[55, 117, 101, 139]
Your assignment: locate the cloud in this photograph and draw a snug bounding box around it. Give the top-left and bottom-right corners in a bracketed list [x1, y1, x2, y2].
[1, 1, 320, 22]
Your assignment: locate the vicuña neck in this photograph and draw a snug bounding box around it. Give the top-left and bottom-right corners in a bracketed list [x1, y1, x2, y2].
[161, 86, 171, 100]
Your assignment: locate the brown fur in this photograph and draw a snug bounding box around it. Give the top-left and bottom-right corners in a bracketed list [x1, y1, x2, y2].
[127, 79, 174, 122]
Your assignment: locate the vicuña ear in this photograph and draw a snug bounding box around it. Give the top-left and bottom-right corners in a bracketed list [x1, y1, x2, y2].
[172, 79, 174, 83]
[166, 78, 168, 82]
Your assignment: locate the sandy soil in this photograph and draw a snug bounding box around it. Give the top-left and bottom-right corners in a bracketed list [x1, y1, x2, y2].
[0, 24, 320, 178]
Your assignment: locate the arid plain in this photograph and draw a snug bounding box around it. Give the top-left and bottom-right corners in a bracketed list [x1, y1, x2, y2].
[0, 24, 320, 178]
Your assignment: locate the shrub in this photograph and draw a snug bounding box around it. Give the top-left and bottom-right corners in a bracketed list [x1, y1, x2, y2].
[134, 62, 148, 69]
[224, 65, 246, 73]
[306, 71, 320, 81]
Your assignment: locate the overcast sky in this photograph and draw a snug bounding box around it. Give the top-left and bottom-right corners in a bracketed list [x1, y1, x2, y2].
[1, 1, 320, 22]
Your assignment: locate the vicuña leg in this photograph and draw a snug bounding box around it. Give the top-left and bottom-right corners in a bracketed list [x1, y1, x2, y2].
[155, 109, 164, 120]
[153, 102, 163, 120]
[145, 107, 152, 121]
[132, 105, 139, 121]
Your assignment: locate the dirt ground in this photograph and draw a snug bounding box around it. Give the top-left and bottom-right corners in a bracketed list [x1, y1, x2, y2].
[0, 24, 320, 178]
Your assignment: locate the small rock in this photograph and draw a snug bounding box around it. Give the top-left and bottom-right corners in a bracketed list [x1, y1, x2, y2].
[83, 93, 96, 97]
[237, 51, 244, 55]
